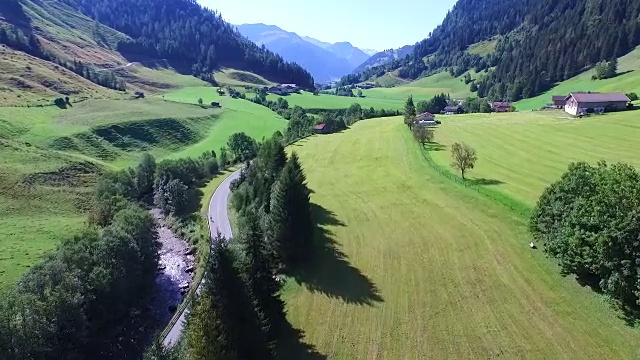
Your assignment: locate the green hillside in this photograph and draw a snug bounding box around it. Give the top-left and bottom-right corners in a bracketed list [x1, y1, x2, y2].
[285, 116, 640, 358]
[266, 92, 405, 110]
[516, 46, 640, 110]
[365, 70, 478, 101]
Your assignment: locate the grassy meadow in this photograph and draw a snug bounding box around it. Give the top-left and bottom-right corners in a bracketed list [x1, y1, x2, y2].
[430, 110, 640, 204]
[267, 92, 405, 110]
[284, 116, 640, 359]
[265, 73, 476, 112]
[516, 46, 640, 110]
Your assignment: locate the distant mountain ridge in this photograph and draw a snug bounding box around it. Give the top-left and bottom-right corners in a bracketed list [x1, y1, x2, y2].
[352, 45, 415, 74]
[237, 23, 372, 83]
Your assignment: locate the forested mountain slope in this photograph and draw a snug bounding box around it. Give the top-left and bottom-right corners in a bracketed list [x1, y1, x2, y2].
[346, 0, 640, 101]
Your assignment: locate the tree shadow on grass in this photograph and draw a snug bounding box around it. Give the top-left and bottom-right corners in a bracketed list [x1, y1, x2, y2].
[613, 69, 634, 78]
[287, 203, 384, 306]
[468, 178, 504, 186]
[276, 320, 327, 360]
[424, 142, 446, 152]
[572, 272, 640, 327]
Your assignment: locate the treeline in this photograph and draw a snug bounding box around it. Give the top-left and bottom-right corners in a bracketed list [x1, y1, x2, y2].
[57, 0, 315, 88]
[530, 162, 640, 319]
[179, 134, 314, 358]
[0, 25, 125, 91]
[344, 0, 640, 102]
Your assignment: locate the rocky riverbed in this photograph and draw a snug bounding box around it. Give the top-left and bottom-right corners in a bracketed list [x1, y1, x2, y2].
[150, 209, 195, 326]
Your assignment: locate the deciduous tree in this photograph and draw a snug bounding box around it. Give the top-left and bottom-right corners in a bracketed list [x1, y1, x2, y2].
[450, 142, 477, 179]
[412, 124, 434, 147]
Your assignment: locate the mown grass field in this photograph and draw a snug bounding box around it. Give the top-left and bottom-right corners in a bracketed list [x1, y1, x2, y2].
[284, 116, 640, 359]
[430, 110, 640, 205]
[516, 46, 640, 110]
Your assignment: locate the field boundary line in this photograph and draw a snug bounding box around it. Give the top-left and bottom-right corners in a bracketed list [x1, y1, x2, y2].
[416, 141, 532, 219]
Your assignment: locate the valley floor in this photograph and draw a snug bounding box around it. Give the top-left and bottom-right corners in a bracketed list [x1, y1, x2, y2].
[284, 116, 640, 359]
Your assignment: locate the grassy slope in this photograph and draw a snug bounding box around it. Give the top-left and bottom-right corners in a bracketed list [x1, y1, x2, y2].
[213, 68, 275, 87]
[430, 110, 640, 204]
[267, 92, 405, 110]
[0, 140, 96, 288]
[285, 117, 640, 359]
[516, 46, 640, 110]
[466, 38, 499, 56]
[365, 71, 477, 103]
[161, 87, 287, 158]
[0, 46, 118, 106]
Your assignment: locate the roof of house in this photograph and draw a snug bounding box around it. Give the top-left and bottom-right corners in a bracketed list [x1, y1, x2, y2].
[281, 84, 298, 88]
[314, 123, 327, 130]
[566, 92, 630, 103]
[444, 106, 460, 111]
[491, 101, 511, 107]
[416, 112, 434, 119]
[552, 95, 567, 101]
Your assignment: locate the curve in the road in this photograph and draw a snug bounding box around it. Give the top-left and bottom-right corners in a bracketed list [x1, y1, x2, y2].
[162, 169, 242, 347]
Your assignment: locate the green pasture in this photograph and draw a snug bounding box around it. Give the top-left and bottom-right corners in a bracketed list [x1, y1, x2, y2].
[431, 110, 640, 205]
[267, 92, 405, 110]
[283, 116, 640, 359]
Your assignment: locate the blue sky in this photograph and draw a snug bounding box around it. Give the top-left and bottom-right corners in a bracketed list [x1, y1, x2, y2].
[198, 0, 458, 50]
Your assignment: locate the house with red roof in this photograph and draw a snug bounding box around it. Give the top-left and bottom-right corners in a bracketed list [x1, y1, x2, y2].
[489, 101, 512, 112]
[314, 123, 330, 134]
[564, 92, 630, 115]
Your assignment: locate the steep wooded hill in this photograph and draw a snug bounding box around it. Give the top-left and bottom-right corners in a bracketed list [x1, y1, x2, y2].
[0, 0, 315, 96]
[345, 0, 640, 101]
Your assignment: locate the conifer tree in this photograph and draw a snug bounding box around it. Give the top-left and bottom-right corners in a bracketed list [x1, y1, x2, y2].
[404, 95, 417, 129]
[184, 290, 234, 360]
[267, 152, 313, 268]
[237, 211, 286, 346]
[210, 240, 274, 359]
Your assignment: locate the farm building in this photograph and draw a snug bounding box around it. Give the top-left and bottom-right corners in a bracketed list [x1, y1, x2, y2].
[441, 105, 463, 115]
[268, 84, 300, 95]
[416, 112, 435, 122]
[564, 92, 630, 115]
[314, 123, 330, 134]
[551, 95, 566, 108]
[489, 101, 511, 112]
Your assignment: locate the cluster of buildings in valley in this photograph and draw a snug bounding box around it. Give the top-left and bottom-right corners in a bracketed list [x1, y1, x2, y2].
[549, 92, 631, 116]
[267, 83, 300, 95]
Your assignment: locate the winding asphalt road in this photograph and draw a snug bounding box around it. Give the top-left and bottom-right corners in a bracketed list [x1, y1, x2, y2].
[162, 169, 242, 347]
